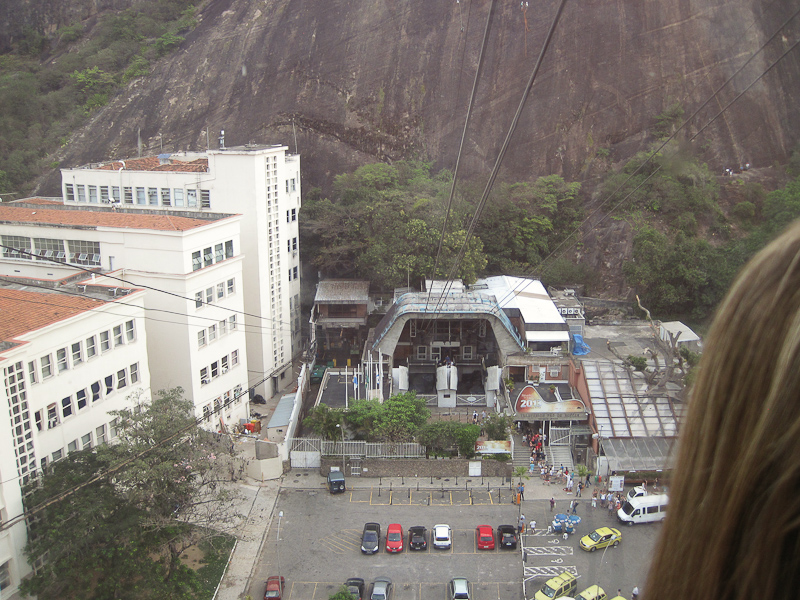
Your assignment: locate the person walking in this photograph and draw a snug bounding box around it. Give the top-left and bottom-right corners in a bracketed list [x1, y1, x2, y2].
[530, 519, 536, 534]
[572, 500, 579, 515]
[632, 586, 639, 599]
[519, 482, 525, 501]
[518, 514, 526, 535]
[550, 497, 555, 512]
[576, 481, 582, 497]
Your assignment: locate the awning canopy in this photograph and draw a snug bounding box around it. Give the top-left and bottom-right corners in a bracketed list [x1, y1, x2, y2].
[600, 437, 677, 472]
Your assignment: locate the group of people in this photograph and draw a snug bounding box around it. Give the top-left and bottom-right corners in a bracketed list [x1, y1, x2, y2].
[471, 409, 487, 425]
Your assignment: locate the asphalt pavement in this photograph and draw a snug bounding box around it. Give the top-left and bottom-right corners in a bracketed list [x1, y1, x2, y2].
[217, 469, 597, 599]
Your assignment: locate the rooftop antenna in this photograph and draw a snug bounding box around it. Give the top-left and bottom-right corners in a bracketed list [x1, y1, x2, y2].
[218, 129, 226, 149]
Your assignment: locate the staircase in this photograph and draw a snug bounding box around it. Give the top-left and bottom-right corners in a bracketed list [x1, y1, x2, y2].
[512, 435, 531, 469]
[546, 445, 574, 473]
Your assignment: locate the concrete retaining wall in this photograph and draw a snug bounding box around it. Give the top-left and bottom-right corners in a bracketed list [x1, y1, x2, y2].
[319, 457, 512, 478]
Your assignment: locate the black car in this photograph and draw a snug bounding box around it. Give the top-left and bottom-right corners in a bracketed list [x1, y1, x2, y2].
[361, 522, 381, 554]
[408, 526, 427, 550]
[327, 471, 346, 494]
[497, 524, 518, 549]
[345, 577, 365, 600]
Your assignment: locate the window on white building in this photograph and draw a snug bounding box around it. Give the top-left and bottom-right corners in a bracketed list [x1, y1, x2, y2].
[229, 314, 237, 330]
[227, 278, 235, 294]
[100, 331, 110, 352]
[217, 282, 225, 299]
[68, 440, 78, 453]
[136, 187, 146, 205]
[161, 188, 171, 206]
[208, 324, 217, 342]
[200, 367, 209, 384]
[231, 349, 239, 366]
[148, 188, 158, 205]
[198, 330, 207, 348]
[211, 361, 219, 378]
[86, 335, 97, 358]
[110, 417, 120, 439]
[125, 320, 135, 342]
[293, 266, 298, 280]
[88, 185, 98, 203]
[174, 188, 184, 206]
[76, 389, 87, 411]
[76, 185, 86, 202]
[71, 342, 83, 365]
[52, 448, 63, 461]
[113, 325, 124, 346]
[215, 243, 224, 263]
[111, 186, 121, 202]
[206, 287, 213, 304]
[221, 355, 228, 372]
[91, 381, 101, 403]
[124, 187, 133, 203]
[65, 184, 75, 201]
[81, 433, 93, 449]
[28, 360, 37, 384]
[195, 291, 203, 308]
[203, 404, 211, 422]
[100, 186, 109, 202]
[96, 424, 107, 445]
[219, 319, 227, 335]
[104, 374, 114, 395]
[201, 189, 211, 208]
[291, 208, 297, 221]
[187, 189, 197, 207]
[204, 247, 213, 267]
[56, 348, 68, 372]
[225, 240, 234, 258]
[61, 396, 73, 418]
[47, 403, 58, 428]
[192, 250, 202, 271]
[117, 369, 127, 389]
[130, 362, 139, 384]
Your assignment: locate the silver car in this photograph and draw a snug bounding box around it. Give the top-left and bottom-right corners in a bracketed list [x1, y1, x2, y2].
[370, 577, 392, 600]
[449, 577, 470, 599]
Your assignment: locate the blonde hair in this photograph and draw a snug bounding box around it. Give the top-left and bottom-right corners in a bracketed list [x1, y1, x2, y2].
[645, 220, 800, 600]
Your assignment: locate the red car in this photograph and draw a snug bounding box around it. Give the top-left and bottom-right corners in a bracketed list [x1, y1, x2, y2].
[386, 523, 404, 553]
[264, 575, 285, 599]
[476, 525, 495, 550]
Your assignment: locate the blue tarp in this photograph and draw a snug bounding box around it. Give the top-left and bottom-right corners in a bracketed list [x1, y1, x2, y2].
[572, 334, 591, 355]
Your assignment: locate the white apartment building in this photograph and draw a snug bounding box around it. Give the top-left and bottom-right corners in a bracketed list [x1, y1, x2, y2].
[0, 202, 250, 430]
[59, 144, 303, 398]
[0, 283, 151, 600]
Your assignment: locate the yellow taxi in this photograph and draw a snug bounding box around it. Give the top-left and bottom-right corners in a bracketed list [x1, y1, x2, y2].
[534, 572, 577, 600]
[575, 585, 607, 600]
[579, 527, 622, 552]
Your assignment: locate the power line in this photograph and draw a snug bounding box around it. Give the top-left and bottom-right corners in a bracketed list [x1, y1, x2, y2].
[490, 4, 800, 310]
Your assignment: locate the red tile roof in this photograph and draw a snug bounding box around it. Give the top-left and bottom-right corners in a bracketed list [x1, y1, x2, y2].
[0, 206, 215, 231]
[0, 288, 108, 343]
[96, 157, 209, 172]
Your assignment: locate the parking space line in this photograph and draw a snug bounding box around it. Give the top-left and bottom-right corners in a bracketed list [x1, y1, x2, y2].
[370, 489, 391, 505]
[348, 490, 370, 503]
[390, 490, 412, 505]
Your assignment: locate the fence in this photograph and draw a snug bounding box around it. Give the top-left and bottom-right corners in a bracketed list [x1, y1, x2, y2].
[290, 437, 425, 458]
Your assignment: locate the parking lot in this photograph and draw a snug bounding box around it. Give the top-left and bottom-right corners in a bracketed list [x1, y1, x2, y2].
[249, 485, 661, 600]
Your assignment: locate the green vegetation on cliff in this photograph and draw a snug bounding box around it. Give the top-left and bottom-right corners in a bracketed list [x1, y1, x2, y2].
[0, 0, 196, 197]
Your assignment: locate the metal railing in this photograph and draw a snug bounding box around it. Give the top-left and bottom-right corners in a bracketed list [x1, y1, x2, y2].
[290, 437, 425, 458]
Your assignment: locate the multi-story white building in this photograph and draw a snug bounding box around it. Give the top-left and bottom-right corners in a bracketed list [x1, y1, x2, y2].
[0, 201, 250, 430]
[59, 145, 303, 398]
[0, 282, 151, 599]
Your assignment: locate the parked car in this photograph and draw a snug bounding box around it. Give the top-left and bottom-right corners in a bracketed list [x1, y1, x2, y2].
[361, 522, 381, 554]
[497, 524, 518, 549]
[386, 523, 404, 553]
[370, 577, 392, 600]
[449, 577, 471, 599]
[408, 525, 428, 550]
[579, 527, 622, 552]
[433, 523, 452, 549]
[534, 571, 577, 600]
[345, 577, 365, 600]
[575, 584, 607, 600]
[264, 575, 285, 599]
[327, 470, 346, 494]
[475, 525, 495, 550]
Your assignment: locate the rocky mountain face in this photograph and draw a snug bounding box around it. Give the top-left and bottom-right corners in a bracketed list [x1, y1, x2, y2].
[17, 0, 800, 292]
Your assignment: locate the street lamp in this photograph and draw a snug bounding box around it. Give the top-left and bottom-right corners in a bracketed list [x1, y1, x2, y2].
[276, 510, 284, 587]
[336, 423, 346, 474]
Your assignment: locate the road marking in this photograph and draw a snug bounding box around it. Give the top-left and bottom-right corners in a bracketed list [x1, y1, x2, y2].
[523, 565, 579, 580]
[523, 546, 574, 555]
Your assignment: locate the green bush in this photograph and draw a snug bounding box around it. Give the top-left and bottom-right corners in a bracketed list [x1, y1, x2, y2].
[732, 201, 755, 222]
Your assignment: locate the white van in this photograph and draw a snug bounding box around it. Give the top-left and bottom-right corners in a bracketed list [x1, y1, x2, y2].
[626, 485, 648, 501]
[617, 493, 668, 526]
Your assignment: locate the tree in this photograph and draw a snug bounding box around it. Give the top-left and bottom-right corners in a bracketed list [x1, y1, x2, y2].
[343, 392, 430, 442]
[21, 388, 244, 599]
[329, 586, 357, 600]
[483, 413, 512, 441]
[303, 403, 345, 440]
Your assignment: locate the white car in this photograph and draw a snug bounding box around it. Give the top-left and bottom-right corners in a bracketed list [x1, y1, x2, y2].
[433, 524, 452, 549]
